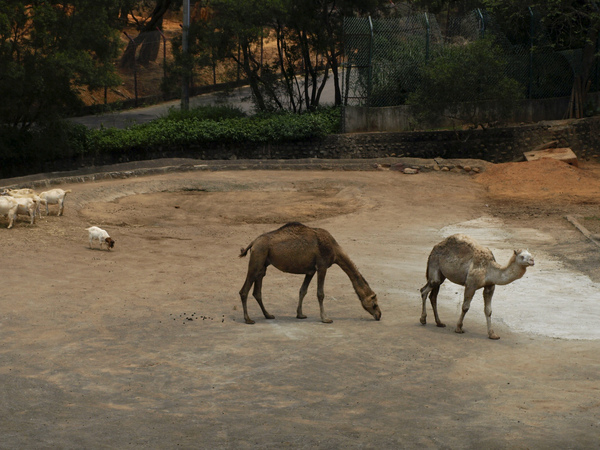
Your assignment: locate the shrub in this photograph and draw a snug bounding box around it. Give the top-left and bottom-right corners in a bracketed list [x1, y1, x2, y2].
[407, 38, 525, 129]
[88, 106, 341, 153]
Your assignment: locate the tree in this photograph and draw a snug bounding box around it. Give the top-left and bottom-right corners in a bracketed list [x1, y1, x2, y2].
[483, 0, 600, 118]
[0, 1, 123, 129]
[119, 0, 178, 68]
[182, 0, 389, 112]
[407, 37, 524, 128]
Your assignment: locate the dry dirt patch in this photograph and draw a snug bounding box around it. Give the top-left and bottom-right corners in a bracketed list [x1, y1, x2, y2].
[475, 157, 600, 204]
[79, 184, 368, 226]
[1, 163, 599, 448]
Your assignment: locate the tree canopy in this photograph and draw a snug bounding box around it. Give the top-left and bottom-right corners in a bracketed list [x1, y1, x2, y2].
[175, 0, 391, 112]
[0, 0, 123, 129]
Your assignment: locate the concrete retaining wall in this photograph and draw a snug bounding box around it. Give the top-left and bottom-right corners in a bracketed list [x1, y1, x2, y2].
[3, 116, 600, 179]
[343, 94, 600, 133]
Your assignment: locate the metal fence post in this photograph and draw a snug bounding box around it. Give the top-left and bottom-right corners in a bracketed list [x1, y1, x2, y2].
[368, 16, 373, 107]
[123, 32, 138, 107]
[477, 9, 485, 38]
[528, 7, 534, 99]
[425, 13, 430, 62]
[181, 0, 190, 111]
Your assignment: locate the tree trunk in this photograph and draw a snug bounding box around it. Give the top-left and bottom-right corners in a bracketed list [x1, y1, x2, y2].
[120, 0, 172, 68]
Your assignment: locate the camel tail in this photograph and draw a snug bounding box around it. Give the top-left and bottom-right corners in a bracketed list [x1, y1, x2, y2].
[239, 243, 253, 258]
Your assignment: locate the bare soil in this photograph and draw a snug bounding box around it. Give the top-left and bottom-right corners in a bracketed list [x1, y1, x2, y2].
[1, 158, 599, 448]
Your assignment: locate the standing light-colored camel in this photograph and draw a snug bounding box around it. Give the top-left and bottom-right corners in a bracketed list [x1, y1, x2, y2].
[420, 234, 534, 340]
[239, 222, 382, 324]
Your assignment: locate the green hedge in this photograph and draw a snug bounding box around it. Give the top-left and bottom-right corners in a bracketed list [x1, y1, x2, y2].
[88, 107, 341, 153]
[0, 106, 341, 178]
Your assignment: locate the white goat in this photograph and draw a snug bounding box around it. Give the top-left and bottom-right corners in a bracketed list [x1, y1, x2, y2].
[0, 196, 19, 229]
[7, 188, 35, 195]
[5, 190, 42, 219]
[14, 197, 38, 225]
[86, 226, 115, 251]
[39, 189, 72, 216]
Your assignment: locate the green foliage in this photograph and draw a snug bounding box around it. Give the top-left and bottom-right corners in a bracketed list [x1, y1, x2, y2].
[0, 121, 89, 165]
[88, 107, 341, 153]
[161, 105, 247, 122]
[0, 1, 123, 129]
[172, 0, 390, 112]
[0, 106, 341, 177]
[407, 37, 525, 128]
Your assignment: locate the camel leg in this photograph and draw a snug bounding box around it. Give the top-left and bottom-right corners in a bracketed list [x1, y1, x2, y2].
[239, 275, 256, 324]
[483, 285, 499, 340]
[429, 284, 445, 327]
[420, 274, 446, 327]
[297, 272, 315, 319]
[240, 263, 268, 324]
[456, 286, 476, 334]
[419, 283, 432, 325]
[252, 275, 275, 320]
[316, 269, 332, 324]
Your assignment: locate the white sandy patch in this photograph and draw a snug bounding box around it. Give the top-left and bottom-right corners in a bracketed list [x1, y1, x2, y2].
[435, 217, 600, 340]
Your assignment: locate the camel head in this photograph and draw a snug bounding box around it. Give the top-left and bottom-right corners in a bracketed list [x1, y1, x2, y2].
[514, 249, 535, 267]
[361, 293, 382, 321]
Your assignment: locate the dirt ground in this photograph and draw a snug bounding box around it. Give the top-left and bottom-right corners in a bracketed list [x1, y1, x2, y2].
[1, 158, 599, 449]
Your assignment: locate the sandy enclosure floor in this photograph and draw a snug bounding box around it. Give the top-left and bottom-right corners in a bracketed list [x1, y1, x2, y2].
[1, 160, 599, 448]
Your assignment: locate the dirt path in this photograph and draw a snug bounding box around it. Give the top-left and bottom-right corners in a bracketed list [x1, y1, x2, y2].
[1, 160, 599, 448]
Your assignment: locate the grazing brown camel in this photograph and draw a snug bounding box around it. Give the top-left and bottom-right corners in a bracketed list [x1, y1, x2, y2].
[239, 222, 381, 324]
[420, 234, 535, 339]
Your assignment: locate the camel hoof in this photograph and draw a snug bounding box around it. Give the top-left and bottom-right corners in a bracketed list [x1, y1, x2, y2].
[321, 318, 333, 324]
[489, 333, 500, 340]
[436, 323, 446, 328]
[296, 314, 307, 319]
[265, 314, 275, 320]
[245, 318, 256, 324]
[455, 328, 465, 334]
[420, 317, 427, 325]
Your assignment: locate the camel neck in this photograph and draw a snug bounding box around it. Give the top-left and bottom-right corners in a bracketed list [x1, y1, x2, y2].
[487, 258, 527, 285]
[335, 250, 372, 296]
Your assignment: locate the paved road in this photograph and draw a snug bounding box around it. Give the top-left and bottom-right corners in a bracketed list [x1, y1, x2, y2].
[71, 85, 257, 129]
[72, 77, 337, 130]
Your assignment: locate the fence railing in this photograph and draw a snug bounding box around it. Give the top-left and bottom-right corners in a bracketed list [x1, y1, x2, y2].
[342, 9, 600, 108]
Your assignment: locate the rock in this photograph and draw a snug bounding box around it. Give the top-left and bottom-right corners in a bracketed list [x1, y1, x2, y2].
[523, 147, 578, 167]
[403, 168, 418, 174]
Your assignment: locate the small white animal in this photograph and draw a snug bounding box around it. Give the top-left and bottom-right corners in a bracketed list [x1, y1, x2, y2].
[39, 189, 72, 216]
[0, 188, 42, 219]
[0, 196, 19, 229]
[86, 226, 115, 250]
[14, 197, 38, 225]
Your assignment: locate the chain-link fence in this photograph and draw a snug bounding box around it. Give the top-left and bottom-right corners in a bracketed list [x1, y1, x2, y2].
[342, 8, 600, 108]
[83, 21, 244, 113]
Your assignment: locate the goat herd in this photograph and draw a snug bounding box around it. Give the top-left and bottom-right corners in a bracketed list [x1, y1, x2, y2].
[0, 187, 115, 251]
[0, 187, 71, 228]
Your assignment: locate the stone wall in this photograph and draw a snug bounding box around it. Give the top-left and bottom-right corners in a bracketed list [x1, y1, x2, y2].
[205, 116, 600, 164]
[3, 116, 600, 179]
